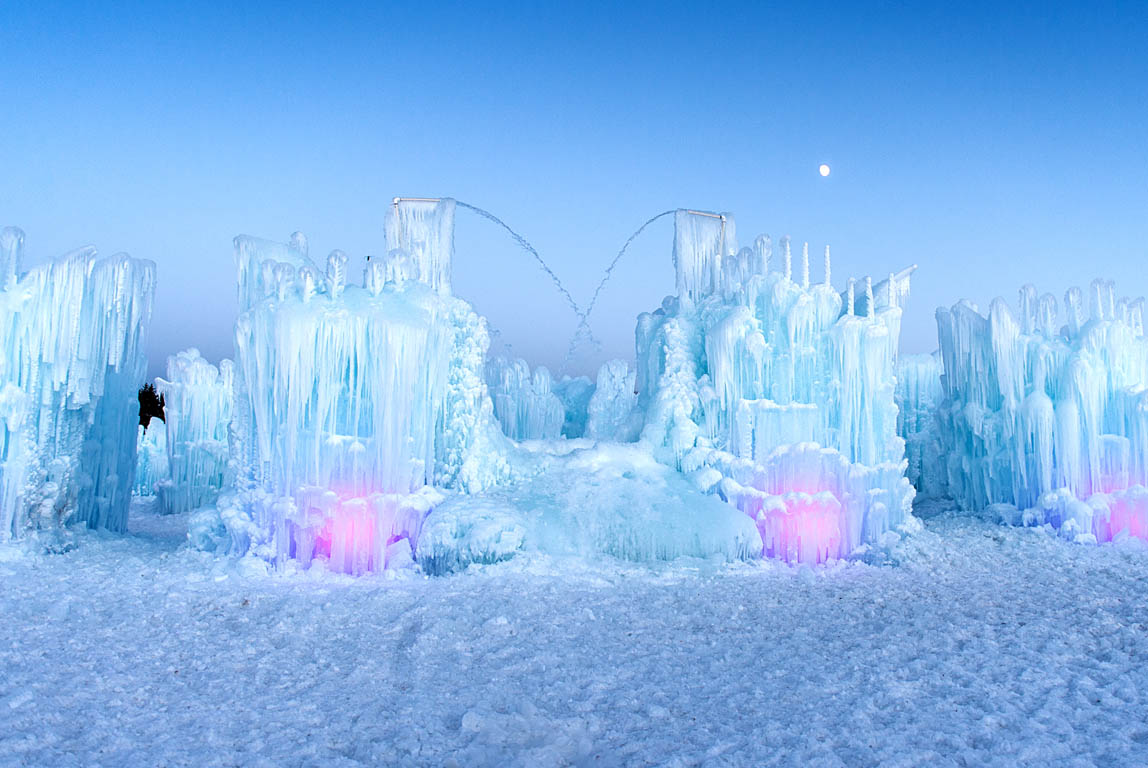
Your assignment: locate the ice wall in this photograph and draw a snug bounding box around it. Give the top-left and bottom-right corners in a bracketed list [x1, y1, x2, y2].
[585, 359, 640, 442]
[895, 353, 948, 498]
[133, 421, 169, 496]
[383, 197, 456, 295]
[935, 281, 1148, 542]
[155, 349, 234, 515]
[198, 205, 506, 573]
[486, 358, 565, 441]
[637, 212, 917, 563]
[0, 226, 155, 540]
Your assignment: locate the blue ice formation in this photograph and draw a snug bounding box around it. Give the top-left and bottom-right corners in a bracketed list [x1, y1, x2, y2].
[133, 421, 169, 496]
[633, 211, 919, 563]
[179, 201, 922, 573]
[932, 282, 1148, 541]
[486, 357, 565, 441]
[191, 199, 513, 573]
[154, 349, 235, 515]
[0, 226, 155, 541]
[895, 353, 948, 499]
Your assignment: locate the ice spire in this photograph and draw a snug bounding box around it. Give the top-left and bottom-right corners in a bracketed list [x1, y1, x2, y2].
[326, 250, 347, 299]
[754, 234, 771, 275]
[847, 278, 856, 315]
[823, 245, 831, 286]
[1065, 287, 1084, 337]
[274, 263, 294, 302]
[864, 277, 873, 317]
[0, 226, 23, 288]
[299, 266, 318, 303]
[364, 258, 385, 296]
[801, 243, 810, 289]
[782, 236, 792, 281]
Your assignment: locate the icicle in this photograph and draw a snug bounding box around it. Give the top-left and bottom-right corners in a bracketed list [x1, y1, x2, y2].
[298, 266, 318, 303]
[1090, 279, 1105, 320]
[0, 226, 23, 288]
[326, 250, 347, 299]
[1065, 287, 1084, 337]
[887, 272, 896, 309]
[274, 263, 294, 302]
[1019, 284, 1038, 334]
[801, 243, 810, 289]
[289, 231, 309, 259]
[364, 258, 385, 296]
[754, 234, 771, 275]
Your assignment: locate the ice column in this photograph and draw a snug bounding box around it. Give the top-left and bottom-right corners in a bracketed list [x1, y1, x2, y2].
[0, 227, 156, 540]
[636, 212, 917, 563]
[384, 198, 456, 296]
[935, 280, 1148, 541]
[155, 349, 235, 515]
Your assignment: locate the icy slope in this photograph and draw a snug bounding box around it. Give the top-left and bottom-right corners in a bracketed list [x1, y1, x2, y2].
[418, 442, 762, 573]
[2, 500, 1147, 766]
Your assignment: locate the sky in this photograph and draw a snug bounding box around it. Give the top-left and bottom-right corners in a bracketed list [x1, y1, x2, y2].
[1, 0, 1146, 379]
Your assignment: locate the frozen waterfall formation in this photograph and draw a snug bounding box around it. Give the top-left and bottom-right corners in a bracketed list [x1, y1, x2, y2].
[634, 211, 919, 563]
[180, 202, 921, 572]
[895, 283, 1148, 543]
[0, 226, 156, 541]
[190, 199, 511, 573]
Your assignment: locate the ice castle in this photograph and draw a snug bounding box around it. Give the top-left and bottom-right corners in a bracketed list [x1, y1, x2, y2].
[927, 282, 1148, 541]
[1, 200, 927, 571]
[632, 210, 918, 563]
[0, 227, 155, 541]
[177, 203, 921, 571]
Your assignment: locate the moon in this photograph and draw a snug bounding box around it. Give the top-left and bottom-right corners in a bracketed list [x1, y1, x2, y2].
[819, 164, 831, 177]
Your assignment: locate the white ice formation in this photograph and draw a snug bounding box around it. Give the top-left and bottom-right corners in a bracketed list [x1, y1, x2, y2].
[895, 353, 948, 498]
[133, 421, 169, 496]
[171, 201, 922, 573]
[0, 227, 155, 541]
[934, 281, 1148, 541]
[192, 199, 510, 573]
[154, 349, 235, 515]
[634, 210, 918, 563]
[486, 357, 565, 441]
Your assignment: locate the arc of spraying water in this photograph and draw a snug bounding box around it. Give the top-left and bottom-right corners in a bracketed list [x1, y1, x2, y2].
[455, 201, 586, 323]
[563, 209, 676, 366]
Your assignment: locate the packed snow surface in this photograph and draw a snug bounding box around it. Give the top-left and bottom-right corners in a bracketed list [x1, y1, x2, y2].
[3, 499, 1148, 767]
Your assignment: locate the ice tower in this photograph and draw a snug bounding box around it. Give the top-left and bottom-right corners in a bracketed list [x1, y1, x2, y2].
[155, 349, 235, 515]
[195, 199, 506, 573]
[935, 281, 1148, 541]
[0, 227, 155, 541]
[895, 353, 948, 499]
[634, 210, 918, 563]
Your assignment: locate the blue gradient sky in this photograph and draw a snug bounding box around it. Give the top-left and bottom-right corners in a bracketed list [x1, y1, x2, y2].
[1, 1, 1145, 378]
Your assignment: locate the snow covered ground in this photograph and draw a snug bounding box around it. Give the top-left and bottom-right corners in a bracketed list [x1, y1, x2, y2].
[3, 499, 1148, 767]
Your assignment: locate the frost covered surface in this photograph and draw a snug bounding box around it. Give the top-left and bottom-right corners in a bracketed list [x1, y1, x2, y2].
[3, 499, 1148, 766]
[0, 226, 155, 540]
[155, 349, 234, 515]
[486, 357, 565, 441]
[936, 281, 1148, 541]
[132, 421, 168, 496]
[637, 212, 917, 563]
[417, 443, 761, 573]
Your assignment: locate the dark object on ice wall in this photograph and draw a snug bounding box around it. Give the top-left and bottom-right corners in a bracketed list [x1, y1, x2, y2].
[139, 383, 165, 428]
